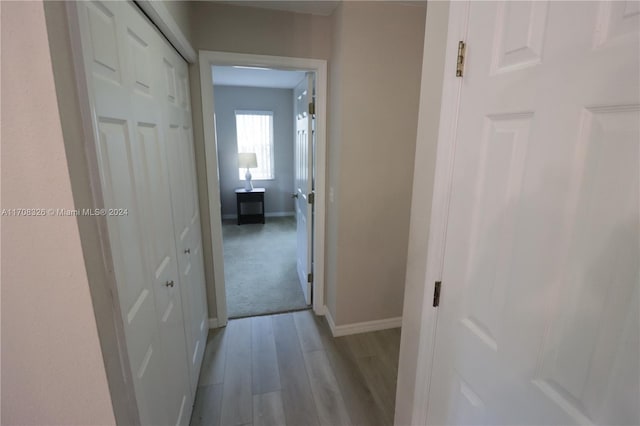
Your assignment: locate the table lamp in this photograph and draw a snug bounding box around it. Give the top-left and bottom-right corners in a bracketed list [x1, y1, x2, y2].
[238, 152, 258, 191]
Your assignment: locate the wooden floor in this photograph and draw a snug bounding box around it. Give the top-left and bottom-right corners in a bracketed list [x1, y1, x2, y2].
[190, 310, 401, 426]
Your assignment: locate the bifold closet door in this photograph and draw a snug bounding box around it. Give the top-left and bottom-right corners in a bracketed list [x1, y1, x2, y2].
[162, 44, 209, 393]
[74, 1, 206, 424]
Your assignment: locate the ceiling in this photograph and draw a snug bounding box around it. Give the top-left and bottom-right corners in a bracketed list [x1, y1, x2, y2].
[212, 66, 307, 89]
[218, 1, 341, 16]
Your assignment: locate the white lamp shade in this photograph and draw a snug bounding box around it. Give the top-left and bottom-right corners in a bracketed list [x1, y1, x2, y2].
[238, 152, 258, 169]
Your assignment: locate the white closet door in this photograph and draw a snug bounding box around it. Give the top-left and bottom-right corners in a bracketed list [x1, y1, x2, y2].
[121, 4, 193, 425]
[164, 53, 209, 392]
[74, 1, 202, 424]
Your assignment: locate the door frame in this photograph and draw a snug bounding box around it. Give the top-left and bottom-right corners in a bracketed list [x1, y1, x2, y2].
[407, 2, 470, 425]
[198, 50, 328, 325]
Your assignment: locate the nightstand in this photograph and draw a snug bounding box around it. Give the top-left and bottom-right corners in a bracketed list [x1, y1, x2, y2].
[235, 188, 265, 225]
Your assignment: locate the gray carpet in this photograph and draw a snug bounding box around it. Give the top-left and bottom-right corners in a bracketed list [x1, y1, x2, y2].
[222, 216, 309, 318]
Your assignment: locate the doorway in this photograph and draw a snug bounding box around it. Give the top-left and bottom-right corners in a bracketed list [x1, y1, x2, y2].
[211, 66, 310, 318]
[199, 51, 327, 326]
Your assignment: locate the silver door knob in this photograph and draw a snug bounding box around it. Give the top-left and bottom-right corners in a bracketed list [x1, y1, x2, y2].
[184, 248, 191, 254]
[165, 280, 175, 288]
[291, 193, 298, 199]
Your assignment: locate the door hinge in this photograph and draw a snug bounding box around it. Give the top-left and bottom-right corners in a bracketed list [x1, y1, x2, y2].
[308, 192, 315, 204]
[456, 41, 466, 77]
[308, 102, 315, 115]
[433, 281, 441, 307]
[307, 273, 314, 283]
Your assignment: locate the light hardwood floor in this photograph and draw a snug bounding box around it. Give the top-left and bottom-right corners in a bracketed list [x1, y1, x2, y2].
[190, 310, 401, 426]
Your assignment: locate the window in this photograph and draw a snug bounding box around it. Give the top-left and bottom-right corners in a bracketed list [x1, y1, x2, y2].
[235, 110, 274, 180]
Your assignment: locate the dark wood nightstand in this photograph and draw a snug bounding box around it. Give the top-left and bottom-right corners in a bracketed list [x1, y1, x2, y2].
[235, 188, 265, 225]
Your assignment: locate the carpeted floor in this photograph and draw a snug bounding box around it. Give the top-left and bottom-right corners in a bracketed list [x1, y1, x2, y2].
[222, 216, 309, 318]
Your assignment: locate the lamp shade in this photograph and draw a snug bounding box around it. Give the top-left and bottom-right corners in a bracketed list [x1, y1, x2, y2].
[238, 152, 258, 169]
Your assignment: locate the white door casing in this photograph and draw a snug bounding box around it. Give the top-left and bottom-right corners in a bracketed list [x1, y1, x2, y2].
[425, 1, 639, 425]
[199, 51, 328, 322]
[72, 1, 206, 424]
[294, 73, 314, 305]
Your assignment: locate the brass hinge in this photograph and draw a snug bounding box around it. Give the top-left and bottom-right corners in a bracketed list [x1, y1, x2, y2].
[308, 102, 315, 115]
[433, 281, 441, 307]
[456, 41, 466, 77]
[308, 192, 315, 204]
[307, 273, 313, 283]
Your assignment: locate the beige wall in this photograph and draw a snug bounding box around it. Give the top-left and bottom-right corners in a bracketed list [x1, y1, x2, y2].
[189, 2, 426, 325]
[394, 1, 450, 424]
[189, 3, 333, 319]
[0, 1, 115, 424]
[326, 1, 426, 325]
[190, 2, 332, 60]
[162, 0, 193, 45]
[325, 3, 345, 318]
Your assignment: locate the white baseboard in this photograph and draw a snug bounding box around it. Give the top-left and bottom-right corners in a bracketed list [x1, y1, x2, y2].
[266, 211, 294, 218]
[324, 307, 337, 335]
[208, 318, 218, 329]
[221, 211, 294, 220]
[323, 306, 402, 337]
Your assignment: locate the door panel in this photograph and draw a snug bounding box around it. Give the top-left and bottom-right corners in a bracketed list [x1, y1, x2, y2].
[533, 107, 639, 425]
[491, 2, 548, 73]
[96, 116, 168, 426]
[294, 74, 314, 305]
[86, 1, 121, 83]
[428, 2, 639, 425]
[81, 3, 170, 424]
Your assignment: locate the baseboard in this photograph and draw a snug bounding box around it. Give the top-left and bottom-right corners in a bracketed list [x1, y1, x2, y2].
[221, 211, 294, 220]
[324, 307, 337, 335]
[266, 211, 294, 218]
[208, 318, 218, 329]
[323, 306, 402, 337]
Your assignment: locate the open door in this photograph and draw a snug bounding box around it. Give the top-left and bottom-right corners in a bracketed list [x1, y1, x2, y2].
[294, 73, 314, 305]
[424, 2, 639, 425]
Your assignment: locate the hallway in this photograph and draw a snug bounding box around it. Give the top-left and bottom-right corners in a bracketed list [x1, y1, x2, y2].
[190, 310, 400, 426]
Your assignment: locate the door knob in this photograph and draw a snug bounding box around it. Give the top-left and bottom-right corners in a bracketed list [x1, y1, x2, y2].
[165, 280, 175, 288]
[184, 248, 191, 254]
[291, 193, 298, 199]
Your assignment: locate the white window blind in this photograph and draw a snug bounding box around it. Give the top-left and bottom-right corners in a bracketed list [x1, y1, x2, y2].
[235, 110, 274, 180]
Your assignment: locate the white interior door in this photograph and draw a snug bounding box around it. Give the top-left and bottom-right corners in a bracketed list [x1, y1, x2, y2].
[294, 74, 314, 305]
[74, 1, 204, 424]
[428, 2, 639, 425]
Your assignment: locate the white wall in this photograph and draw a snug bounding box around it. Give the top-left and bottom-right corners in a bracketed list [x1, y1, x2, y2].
[394, 1, 450, 424]
[326, 1, 426, 325]
[1, 1, 115, 424]
[213, 85, 295, 217]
